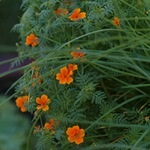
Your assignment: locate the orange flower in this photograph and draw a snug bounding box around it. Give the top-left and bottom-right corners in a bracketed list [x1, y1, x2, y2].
[66, 125, 85, 145]
[45, 119, 55, 130]
[44, 119, 58, 134]
[69, 8, 86, 21]
[56, 67, 73, 84]
[16, 96, 28, 112]
[55, 8, 68, 15]
[71, 51, 85, 60]
[36, 94, 51, 111]
[112, 17, 120, 27]
[25, 33, 39, 47]
[68, 64, 78, 72]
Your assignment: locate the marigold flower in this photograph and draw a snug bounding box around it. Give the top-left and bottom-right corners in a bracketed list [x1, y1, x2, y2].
[16, 96, 28, 112]
[55, 8, 68, 15]
[69, 8, 86, 21]
[44, 118, 58, 134]
[68, 64, 78, 72]
[56, 67, 73, 84]
[25, 33, 39, 47]
[112, 17, 120, 27]
[36, 94, 51, 111]
[45, 119, 55, 130]
[71, 51, 85, 60]
[66, 125, 85, 145]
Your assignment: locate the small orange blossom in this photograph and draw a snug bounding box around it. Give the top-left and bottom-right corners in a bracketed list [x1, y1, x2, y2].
[112, 17, 120, 27]
[16, 96, 28, 112]
[69, 8, 86, 21]
[55, 8, 68, 15]
[44, 118, 58, 133]
[66, 125, 85, 145]
[25, 33, 39, 47]
[56, 67, 73, 84]
[71, 51, 85, 60]
[36, 94, 50, 111]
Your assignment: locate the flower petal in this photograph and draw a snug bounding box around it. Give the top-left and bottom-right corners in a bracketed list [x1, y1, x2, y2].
[36, 105, 43, 110]
[43, 105, 49, 111]
[68, 136, 75, 143]
[73, 8, 81, 15]
[67, 77, 73, 84]
[41, 94, 48, 101]
[59, 78, 67, 84]
[36, 97, 41, 104]
[60, 67, 68, 74]
[75, 137, 84, 144]
[21, 106, 26, 112]
[78, 12, 86, 19]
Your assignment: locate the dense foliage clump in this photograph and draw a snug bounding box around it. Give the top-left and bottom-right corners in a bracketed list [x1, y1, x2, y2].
[5, 0, 150, 149]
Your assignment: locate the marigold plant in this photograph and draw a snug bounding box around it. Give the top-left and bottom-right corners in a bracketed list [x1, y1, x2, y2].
[4, 0, 150, 149]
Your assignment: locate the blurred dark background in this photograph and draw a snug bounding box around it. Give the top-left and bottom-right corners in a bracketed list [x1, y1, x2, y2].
[0, 1, 36, 150]
[0, 0, 22, 94]
[0, 0, 22, 45]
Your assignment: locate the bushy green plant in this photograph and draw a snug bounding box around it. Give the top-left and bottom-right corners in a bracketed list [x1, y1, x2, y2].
[1, 0, 150, 149]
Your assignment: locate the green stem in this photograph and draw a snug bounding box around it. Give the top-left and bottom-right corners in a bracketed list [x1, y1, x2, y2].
[132, 128, 150, 149]
[26, 111, 43, 150]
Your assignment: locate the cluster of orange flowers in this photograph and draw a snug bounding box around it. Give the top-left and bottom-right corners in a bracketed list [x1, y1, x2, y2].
[34, 124, 85, 145]
[16, 94, 50, 112]
[34, 121, 85, 144]
[55, 7, 86, 21]
[56, 64, 78, 84]
[21, 7, 122, 146]
[25, 10, 120, 48]
[25, 8, 86, 47]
